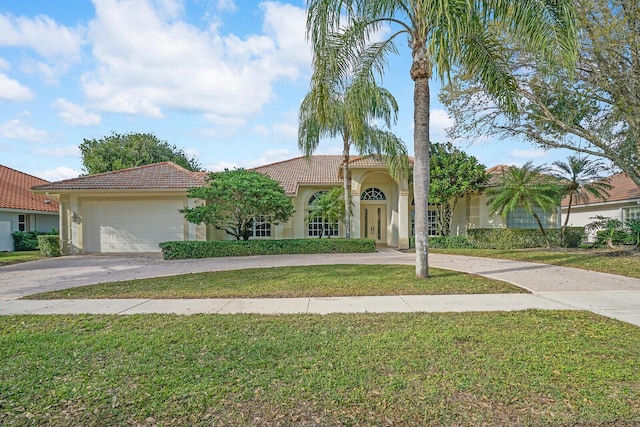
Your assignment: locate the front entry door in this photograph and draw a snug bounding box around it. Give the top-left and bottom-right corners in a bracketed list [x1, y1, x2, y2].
[361, 205, 386, 244]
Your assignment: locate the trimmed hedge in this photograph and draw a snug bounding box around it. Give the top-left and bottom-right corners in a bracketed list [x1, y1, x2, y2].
[11, 229, 58, 251]
[467, 227, 585, 249]
[37, 235, 61, 257]
[409, 236, 476, 249]
[159, 238, 376, 260]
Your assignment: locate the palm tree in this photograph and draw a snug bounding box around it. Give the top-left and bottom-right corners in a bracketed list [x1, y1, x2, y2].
[306, 0, 577, 277]
[299, 79, 409, 239]
[486, 162, 563, 248]
[552, 156, 612, 238]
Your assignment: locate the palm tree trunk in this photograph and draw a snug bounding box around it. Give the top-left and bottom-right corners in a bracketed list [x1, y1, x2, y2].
[561, 194, 573, 244]
[342, 135, 351, 239]
[411, 48, 432, 278]
[531, 210, 551, 248]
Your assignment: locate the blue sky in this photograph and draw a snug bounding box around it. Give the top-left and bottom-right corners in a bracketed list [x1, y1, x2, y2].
[0, 0, 571, 181]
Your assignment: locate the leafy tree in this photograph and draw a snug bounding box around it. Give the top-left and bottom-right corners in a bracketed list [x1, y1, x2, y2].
[486, 162, 563, 248]
[181, 169, 294, 241]
[428, 142, 489, 236]
[441, 0, 640, 188]
[552, 156, 612, 240]
[80, 132, 201, 174]
[299, 78, 409, 240]
[305, 187, 349, 238]
[306, 0, 577, 277]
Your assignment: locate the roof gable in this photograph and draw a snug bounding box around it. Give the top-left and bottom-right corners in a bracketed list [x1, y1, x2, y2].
[252, 156, 344, 195]
[0, 165, 59, 212]
[32, 162, 206, 192]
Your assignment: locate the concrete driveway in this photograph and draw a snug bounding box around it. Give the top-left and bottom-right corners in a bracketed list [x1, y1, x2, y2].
[1, 251, 639, 326]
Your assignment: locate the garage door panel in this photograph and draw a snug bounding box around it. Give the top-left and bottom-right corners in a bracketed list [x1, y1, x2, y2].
[84, 200, 185, 253]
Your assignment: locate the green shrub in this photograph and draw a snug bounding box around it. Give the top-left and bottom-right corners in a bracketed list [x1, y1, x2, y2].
[11, 229, 59, 251]
[37, 235, 61, 257]
[466, 228, 572, 249]
[428, 236, 476, 249]
[159, 238, 376, 260]
[561, 227, 586, 248]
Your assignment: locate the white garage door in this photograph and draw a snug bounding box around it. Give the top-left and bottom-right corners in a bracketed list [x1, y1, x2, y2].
[83, 199, 185, 253]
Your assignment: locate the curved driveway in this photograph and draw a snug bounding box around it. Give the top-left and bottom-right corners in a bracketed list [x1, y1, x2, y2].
[1, 251, 639, 325]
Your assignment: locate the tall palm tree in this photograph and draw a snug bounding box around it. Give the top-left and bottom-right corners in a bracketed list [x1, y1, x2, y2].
[552, 156, 612, 235]
[486, 162, 563, 248]
[306, 0, 577, 277]
[299, 79, 409, 239]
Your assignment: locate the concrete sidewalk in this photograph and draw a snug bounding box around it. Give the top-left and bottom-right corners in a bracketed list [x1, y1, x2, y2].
[1, 251, 639, 326]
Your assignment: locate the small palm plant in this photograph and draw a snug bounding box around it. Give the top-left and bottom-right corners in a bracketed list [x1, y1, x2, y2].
[306, 187, 350, 239]
[552, 156, 611, 242]
[486, 162, 563, 248]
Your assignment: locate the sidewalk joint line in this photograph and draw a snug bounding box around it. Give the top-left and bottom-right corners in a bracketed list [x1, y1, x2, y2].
[117, 299, 152, 314]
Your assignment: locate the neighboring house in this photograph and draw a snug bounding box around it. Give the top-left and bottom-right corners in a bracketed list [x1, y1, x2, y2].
[32, 157, 561, 254]
[0, 165, 59, 252]
[561, 173, 640, 240]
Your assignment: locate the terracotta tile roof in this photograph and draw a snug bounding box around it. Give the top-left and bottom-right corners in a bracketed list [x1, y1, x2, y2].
[562, 173, 640, 207]
[32, 162, 205, 191]
[0, 165, 59, 212]
[252, 156, 344, 195]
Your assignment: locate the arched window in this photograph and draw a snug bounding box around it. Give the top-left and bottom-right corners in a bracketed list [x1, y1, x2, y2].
[307, 191, 339, 237]
[361, 187, 386, 201]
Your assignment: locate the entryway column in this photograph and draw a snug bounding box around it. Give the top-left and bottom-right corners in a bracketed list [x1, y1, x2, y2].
[350, 189, 361, 238]
[398, 190, 409, 249]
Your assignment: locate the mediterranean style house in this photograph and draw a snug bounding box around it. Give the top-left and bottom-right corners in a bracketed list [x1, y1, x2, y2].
[561, 173, 640, 240]
[1, 165, 59, 251]
[32, 156, 560, 254]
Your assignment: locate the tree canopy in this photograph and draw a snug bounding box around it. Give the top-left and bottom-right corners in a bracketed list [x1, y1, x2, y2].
[80, 132, 201, 174]
[441, 0, 639, 187]
[181, 169, 294, 241]
[306, 0, 577, 278]
[428, 142, 489, 236]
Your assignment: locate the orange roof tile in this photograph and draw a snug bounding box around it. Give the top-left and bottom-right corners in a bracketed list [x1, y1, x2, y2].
[252, 156, 344, 195]
[32, 162, 205, 191]
[562, 173, 640, 207]
[0, 165, 59, 212]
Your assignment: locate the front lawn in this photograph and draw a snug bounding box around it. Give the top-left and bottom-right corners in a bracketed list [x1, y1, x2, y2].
[1, 311, 638, 426]
[431, 248, 640, 278]
[24, 264, 524, 299]
[0, 251, 42, 267]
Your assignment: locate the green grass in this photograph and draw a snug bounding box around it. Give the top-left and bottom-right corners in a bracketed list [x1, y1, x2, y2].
[24, 264, 524, 299]
[1, 311, 638, 426]
[0, 250, 42, 267]
[431, 248, 640, 278]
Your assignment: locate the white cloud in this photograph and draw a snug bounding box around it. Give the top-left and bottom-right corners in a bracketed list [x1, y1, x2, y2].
[509, 149, 548, 159]
[0, 14, 83, 61]
[0, 72, 33, 101]
[34, 145, 80, 157]
[429, 109, 454, 141]
[52, 98, 102, 126]
[206, 160, 238, 171]
[0, 119, 50, 142]
[272, 120, 297, 142]
[82, 0, 310, 120]
[217, 0, 237, 13]
[38, 166, 81, 181]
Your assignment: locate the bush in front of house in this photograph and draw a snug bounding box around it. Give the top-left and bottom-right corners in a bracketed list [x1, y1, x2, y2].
[11, 229, 59, 251]
[159, 238, 376, 260]
[467, 227, 585, 249]
[37, 235, 61, 257]
[409, 236, 476, 249]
